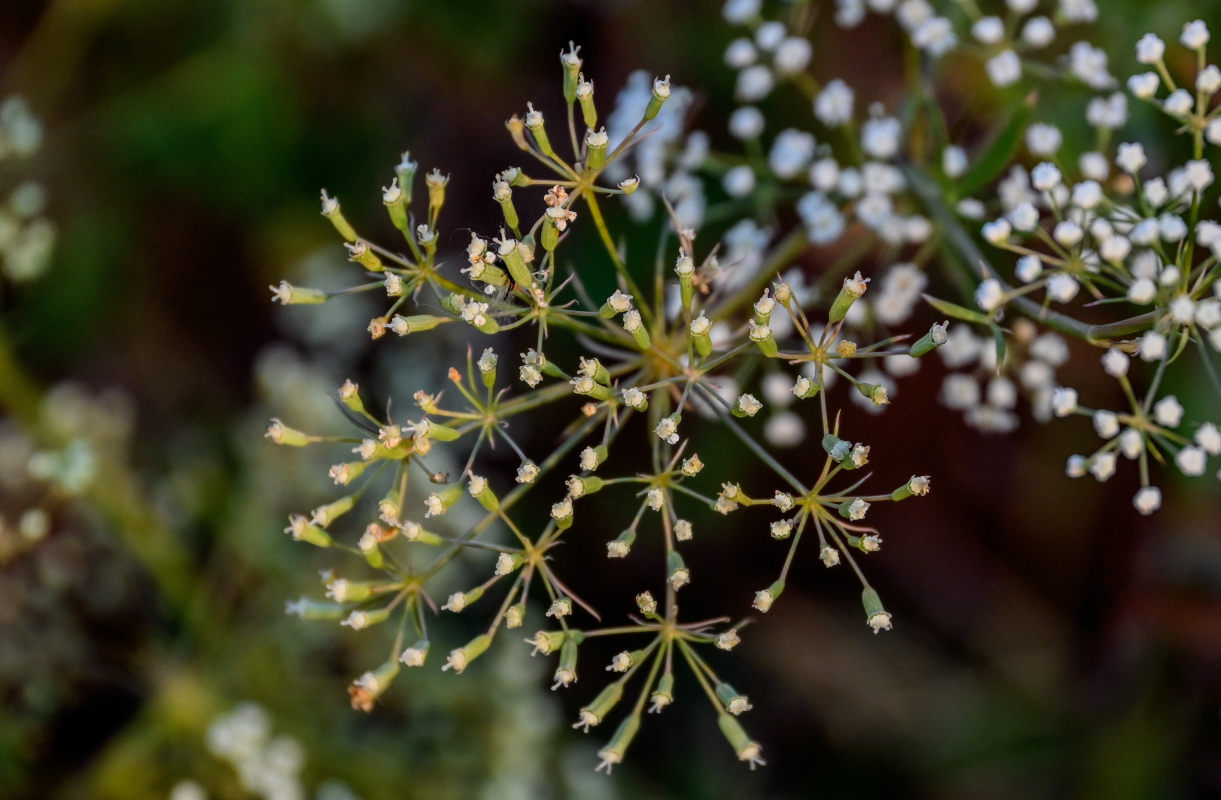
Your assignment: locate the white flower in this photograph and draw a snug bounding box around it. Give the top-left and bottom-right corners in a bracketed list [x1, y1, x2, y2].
[1031, 162, 1062, 191]
[846, 497, 870, 520]
[1197, 65, 1221, 94]
[1163, 89, 1194, 117]
[1066, 454, 1087, 477]
[1176, 446, 1207, 476]
[723, 164, 756, 197]
[1133, 486, 1162, 515]
[1090, 452, 1117, 481]
[735, 65, 774, 102]
[942, 145, 967, 178]
[861, 116, 901, 159]
[1184, 159, 1214, 191]
[1128, 277, 1157, 305]
[1009, 202, 1040, 231]
[773, 37, 813, 75]
[974, 278, 1004, 312]
[814, 79, 855, 126]
[728, 106, 765, 139]
[1080, 151, 1109, 181]
[986, 50, 1022, 87]
[1021, 16, 1055, 48]
[1015, 254, 1043, 283]
[1069, 41, 1113, 89]
[724, 38, 757, 68]
[982, 219, 1012, 245]
[736, 393, 763, 417]
[1047, 273, 1080, 303]
[1051, 386, 1079, 417]
[1115, 142, 1147, 174]
[1099, 236, 1131, 264]
[1139, 330, 1167, 361]
[654, 415, 680, 444]
[1153, 395, 1184, 427]
[1135, 33, 1166, 63]
[1119, 428, 1145, 459]
[1027, 124, 1063, 156]
[1101, 348, 1130, 377]
[1180, 19, 1210, 50]
[722, 0, 761, 24]
[1127, 71, 1160, 100]
[768, 128, 816, 179]
[1194, 422, 1221, 454]
[1170, 295, 1196, 324]
[972, 16, 1005, 44]
[1093, 410, 1120, 438]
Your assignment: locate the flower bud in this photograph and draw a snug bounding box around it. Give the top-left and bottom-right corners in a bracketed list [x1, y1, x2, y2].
[577, 76, 597, 128]
[585, 127, 609, 169]
[649, 673, 674, 713]
[716, 683, 753, 716]
[749, 320, 778, 357]
[425, 169, 448, 222]
[394, 152, 417, 203]
[311, 494, 356, 527]
[560, 42, 582, 102]
[623, 309, 651, 348]
[284, 514, 333, 547]
[909, 320, 949, 357]
[596, 714, 641, 773]
[319, 189, 358, 241]
[600, 289, 633, 318]
[269, 280, 327, 305]
[644, 75, 671, 121]
[348, 658, 400, 712]
[574, 682, 623, 732]
[618, 175, 639, 194]
[717, 712, 765, 769]
[891, 474, 931, 500]
[667, 550, 689, 590]
[442, 633, 493, 674]
[341, 606, 392, 630]
[285, 597, 346, 619]
[424, 482, 464, 518]
[265, 418, 316, 446]
[636, 591, 658, 616]
[580, 445, 608, 471]
[525, 102, 554, 156]
[855, 381, 890, 406]
[399, 638, 429, 667]
[553, 637, 579, 690]
[829, 270, 869, 323]
[383, 178, 409, 231]
[753, 579, 784, 612]
[492, 179, 519, 230]
[467, 473, 499, 511]
[861, 587, 892, 633]
[607, 528, 635, 558]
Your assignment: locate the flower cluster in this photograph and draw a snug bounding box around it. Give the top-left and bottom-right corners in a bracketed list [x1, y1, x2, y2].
[269, 40, 935, 772]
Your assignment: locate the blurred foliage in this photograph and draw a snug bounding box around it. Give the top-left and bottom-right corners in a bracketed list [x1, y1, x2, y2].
[0, 0, 1219, 798]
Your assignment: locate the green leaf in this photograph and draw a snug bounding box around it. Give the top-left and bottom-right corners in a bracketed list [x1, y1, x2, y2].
[922, 293, 992, 326]
[990, 323, 1008, 371]
[954, 94, 1034, 199]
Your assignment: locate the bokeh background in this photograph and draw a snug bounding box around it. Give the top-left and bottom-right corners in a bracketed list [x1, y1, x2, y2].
[2, 1, 1220, 798]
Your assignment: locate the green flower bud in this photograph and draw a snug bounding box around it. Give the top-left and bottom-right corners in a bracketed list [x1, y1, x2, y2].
[644, 75, 671, 121]
[596, 714, 641, 773]
[908, 320, 949, 357]
[319, 189, 358, 241]
[861, 587, 892, 633]
[269, 280, 327, 305]
[575, 682, 624, 732]
[285, 597, 345, 619]
[585, 127, 608, 170]
[284, 514, 333, 547]
[715, 683, 753, 716]
[265, 418, 316, 446]
[394, 152, 417, 201]
[560, 42, 582, 103]
[442, 633, 493, 674]
[525, 102, 554, 157]
[718, 713, 765, 768]
[828, 270, 869, 323]
[577, 77, 597, 129]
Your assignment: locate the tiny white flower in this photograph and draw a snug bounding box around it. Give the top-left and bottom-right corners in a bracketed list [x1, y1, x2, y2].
[1052, 386, 1079, 417]
[1133, 485, 1162, 515]
[986, 50, 1022, 87]
[1128, 277, 1157, 305]
[1163, 89, 1194, 117]
[1090, 452, 1117, 481]
[1066, 454, 1088, 477]
[1135, 33, 1166, 64]
[1015, 254, 1043, 283]
[1021, 16, 1055, 48]
[1138, 330, 1166, 361]
[1101, 348, 1130, 378]
[1027, 124, 1063, 156]
[1047, 273, 1080, 303]
[1180, 20, 1210, 50]
[1119, 428, 1145, 459]
[981, 219, 1012, 246]
[1031, 162, 1062, 191]
[1194, 422, 1221, 454]
[1176, 446, 1207, 476]
[1153, 394, 1184, 427]
[1127, 72, 1160, 99]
